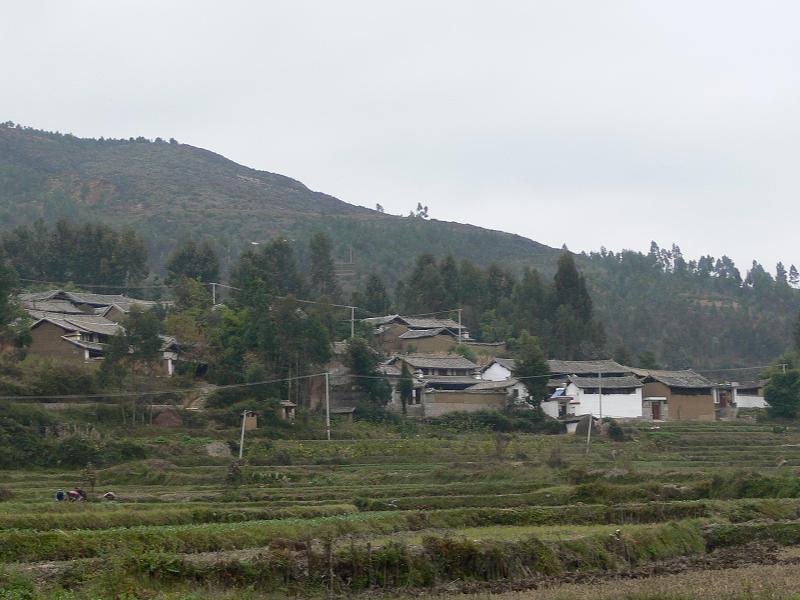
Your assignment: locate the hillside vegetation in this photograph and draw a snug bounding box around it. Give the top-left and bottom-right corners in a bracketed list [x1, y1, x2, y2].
[2, 122, 799, 369]
[0, 123, 558, 275]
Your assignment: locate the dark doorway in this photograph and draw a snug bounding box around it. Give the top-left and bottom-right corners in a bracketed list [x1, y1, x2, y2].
[652, 402, 661, 420]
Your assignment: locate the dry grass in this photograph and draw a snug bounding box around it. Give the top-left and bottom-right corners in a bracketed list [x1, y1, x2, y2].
[422, 563, 800, 600]
[363, 523, 628, 548]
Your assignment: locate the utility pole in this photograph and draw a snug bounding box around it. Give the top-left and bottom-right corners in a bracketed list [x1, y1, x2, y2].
[781, 363, 788, 375]
[211, 282, 217, 306]
[238, 410, 252, 460]
[325, 372, 331, 441]
[585, 414, 592, 455]
[350, 306, 355, 339]
[457, 308, 463, 344]
[598, 372, 603, 421]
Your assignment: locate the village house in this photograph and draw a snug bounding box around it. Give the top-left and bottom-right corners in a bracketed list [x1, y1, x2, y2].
[396, 327, 460, 354]
[21, 289, 159, 323]
[465, 378, 530, 404]
[388, 353, 478, 377]
[543, 375, 643, 419]
[27, 311, 123, 363]
[629, 368, 716, 421]
[379, 353, 520, 417]
[421, 387, 508, 418]
[713, 379, 769, 410]
[20, 290, 179, 376]
[546, 359, 631, 382]
[362, 315, 469, 353]
[481, 357, 516, 381]
[732, 380, 769, 409]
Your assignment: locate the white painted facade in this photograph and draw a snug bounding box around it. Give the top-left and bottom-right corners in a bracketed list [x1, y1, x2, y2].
[482, 362, 513, 381]
[541, 400, 560, 419]
[735, 390, 768, 409]
[561, 382, 643, 419]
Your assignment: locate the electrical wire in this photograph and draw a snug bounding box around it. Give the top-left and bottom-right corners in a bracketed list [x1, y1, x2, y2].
[2, 359, 783, 402]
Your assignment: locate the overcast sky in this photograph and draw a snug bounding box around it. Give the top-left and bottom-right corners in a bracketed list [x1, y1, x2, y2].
[4, 1, 799, 272]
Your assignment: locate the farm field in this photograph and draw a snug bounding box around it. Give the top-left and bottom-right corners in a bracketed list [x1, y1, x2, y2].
[5, 419, 800, 598]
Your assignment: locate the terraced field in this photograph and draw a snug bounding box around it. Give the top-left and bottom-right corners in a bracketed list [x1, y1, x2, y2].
[4, 420, 800, 598]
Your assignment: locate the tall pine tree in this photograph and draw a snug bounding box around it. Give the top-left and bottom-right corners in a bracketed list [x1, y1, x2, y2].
[309, 232, 341, 300]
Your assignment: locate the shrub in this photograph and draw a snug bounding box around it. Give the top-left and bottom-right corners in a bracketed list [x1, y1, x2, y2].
[607, 419, 626, 442]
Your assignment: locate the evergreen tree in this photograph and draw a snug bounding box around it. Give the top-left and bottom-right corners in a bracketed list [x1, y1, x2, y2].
[439, 255, 460, 308]
[124, 307, 164, 362]
[512, 267, 546, 335]
[672, 244, 687, 274]
[513, 331, 549, 407]
[402, 254, 446, 313]
[230, 238, 305, 307]
[347, 337, 391, 418]
[553, 252, 592, 321]
[794, 310, 800, 354]
[790, 265, 800, 288]
[551, 252, 602, 358]
[166, 240, 219, 283]
[765, 371, 800, 419]
[359, 274, 391, 315]
[1, 219, 147, 288]
[398, 361, 414, 416]
[309, 232, 340, 300]
[458, 259, 486, 312]
[776, 262, 788, 284]
[0, 249, 19, 332]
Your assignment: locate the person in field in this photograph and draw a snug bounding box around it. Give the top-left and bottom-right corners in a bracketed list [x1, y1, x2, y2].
[54, 489, 66, 502]
[67, 489, 86, 501]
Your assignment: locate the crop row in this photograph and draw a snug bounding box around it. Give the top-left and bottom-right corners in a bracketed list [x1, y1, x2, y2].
[0, 502, 716, 563]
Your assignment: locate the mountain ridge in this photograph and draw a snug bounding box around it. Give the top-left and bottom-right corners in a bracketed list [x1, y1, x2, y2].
[0, 123, 559, 273]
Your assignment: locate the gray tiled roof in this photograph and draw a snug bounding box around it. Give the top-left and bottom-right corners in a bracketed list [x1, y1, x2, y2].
[21, 298, 86, 314]
[547, 359, 630, 376]
[28, 310, 123, 336]
[484, 357, 516, 372]
[634, 369, 714, 389]
[398, 327, 455, 340]
[361, 314, 466, 332]
[401, 316, 463, 330]
[467, 378, 521, 391]
[63, 338, 108, 352]
[20, 289, 156, 314]
[399, 354, 478, 370]
[423, 376, 483, 386]
[569, 375, 643, 389]
[361, 314, 401, 326]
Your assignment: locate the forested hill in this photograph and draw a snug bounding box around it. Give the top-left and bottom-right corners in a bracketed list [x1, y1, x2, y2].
[0, 123, 559, 277]
[2, 122, 799, 369]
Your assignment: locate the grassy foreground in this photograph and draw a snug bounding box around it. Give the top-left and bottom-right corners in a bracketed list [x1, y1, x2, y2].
[4, 419, 800, 598]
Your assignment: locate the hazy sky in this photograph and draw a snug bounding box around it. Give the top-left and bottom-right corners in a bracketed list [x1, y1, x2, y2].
[4, 1, 799, 272]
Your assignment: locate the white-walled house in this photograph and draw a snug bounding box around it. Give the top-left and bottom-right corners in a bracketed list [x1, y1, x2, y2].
[481, 358, 516, 381]
[734, 380, 769, 409]
[542, 375, 643, 419]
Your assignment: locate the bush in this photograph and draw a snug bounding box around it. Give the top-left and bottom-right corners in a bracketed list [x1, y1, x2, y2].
[436, 410, 566, 435]
[607, 419, 626, 442]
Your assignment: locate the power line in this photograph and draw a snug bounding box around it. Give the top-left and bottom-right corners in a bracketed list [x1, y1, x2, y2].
[0, 372, 326, 401]
[693, 365, 775, 374]
[18, 278, 172, 289]
[3, 360, 784, 402]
